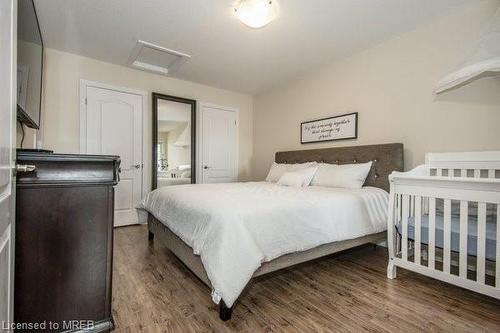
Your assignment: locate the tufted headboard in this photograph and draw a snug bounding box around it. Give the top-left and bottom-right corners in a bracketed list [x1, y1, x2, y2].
[275, 143, 404, 192]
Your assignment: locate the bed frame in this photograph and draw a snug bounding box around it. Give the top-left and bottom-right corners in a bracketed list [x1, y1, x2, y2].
[387, 151, 500, 300]
[148, 143, 404, 320]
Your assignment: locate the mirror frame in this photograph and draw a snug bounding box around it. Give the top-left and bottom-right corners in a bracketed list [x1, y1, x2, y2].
[152, 92, 196, 189]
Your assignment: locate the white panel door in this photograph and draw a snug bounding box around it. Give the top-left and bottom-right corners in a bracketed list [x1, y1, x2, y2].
[83, 85, 143, 227]
[0, 0, 16, 329]
[200, 105, 238, 183]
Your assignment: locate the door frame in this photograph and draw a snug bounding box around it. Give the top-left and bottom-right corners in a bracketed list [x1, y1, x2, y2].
[79, 80, 147, 199]
[0, 0, 17, 327]
[197, 102, 239, 184]
[151, 93, 196, 190]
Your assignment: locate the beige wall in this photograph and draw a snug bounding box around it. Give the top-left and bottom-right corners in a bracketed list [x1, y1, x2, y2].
[253, 1, 500, 180]
[32, 48, 253, 191]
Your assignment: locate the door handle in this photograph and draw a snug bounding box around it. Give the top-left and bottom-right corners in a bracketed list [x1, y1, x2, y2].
[16, 164, 36, 173]
[132, 164, 141, 169]
[203, 165, 211, 170]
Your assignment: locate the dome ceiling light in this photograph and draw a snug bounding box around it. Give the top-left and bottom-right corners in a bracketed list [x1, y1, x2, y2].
[233, 0, 280, 29]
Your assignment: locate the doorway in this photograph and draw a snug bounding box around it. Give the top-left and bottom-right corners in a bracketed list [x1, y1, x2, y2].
[80, 80, 145, 227]
[198, 103, 238, 183]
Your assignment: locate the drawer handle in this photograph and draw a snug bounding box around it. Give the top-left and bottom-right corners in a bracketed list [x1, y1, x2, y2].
[16, 164, 36, 173]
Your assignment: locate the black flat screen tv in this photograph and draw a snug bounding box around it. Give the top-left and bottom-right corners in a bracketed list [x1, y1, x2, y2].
[17, 0, 43, 129]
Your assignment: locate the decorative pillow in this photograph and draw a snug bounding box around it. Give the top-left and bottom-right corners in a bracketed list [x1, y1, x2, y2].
[277, 167, 318, 187]
[265, 162, 317, 182]
[310, 161, 373, 189]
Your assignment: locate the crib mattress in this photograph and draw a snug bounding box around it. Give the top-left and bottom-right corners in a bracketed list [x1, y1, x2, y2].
[396, 214, 497, 261]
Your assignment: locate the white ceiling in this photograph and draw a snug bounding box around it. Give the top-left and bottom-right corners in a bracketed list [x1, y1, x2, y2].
[35, 0, 474, 94]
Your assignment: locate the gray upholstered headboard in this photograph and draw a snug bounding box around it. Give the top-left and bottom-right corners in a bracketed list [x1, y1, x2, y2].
[275, 143, 404, 192]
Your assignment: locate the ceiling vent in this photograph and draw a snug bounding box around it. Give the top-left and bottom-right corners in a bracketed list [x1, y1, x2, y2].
[128, 40, 191, 75]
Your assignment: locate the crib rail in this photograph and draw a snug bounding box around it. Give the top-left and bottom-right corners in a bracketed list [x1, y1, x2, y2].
[387, 172, 500, 300]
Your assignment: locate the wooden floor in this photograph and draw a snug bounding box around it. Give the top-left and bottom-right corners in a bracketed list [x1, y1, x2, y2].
[112, 225, 500, 332]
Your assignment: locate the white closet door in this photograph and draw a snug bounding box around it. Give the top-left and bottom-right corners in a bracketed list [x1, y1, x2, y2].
[200, 104, 238, 183]
[82, 84, 143, 227]
[0, 0, 16, 329]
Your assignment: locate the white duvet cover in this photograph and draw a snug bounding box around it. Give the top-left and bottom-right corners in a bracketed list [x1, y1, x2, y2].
[139, 182, 388, 307]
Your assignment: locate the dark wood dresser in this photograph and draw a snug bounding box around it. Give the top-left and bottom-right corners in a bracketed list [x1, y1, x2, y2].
[15, 151, 120, 332]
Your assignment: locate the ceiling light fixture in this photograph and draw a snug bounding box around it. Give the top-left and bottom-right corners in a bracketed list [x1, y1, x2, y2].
[234, 0, 279, 29]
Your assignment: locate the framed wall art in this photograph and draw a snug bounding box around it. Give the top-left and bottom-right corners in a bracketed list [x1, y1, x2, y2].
[300, 112, 358, 144]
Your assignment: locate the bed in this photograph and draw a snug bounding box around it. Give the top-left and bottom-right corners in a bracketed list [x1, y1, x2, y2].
[142, 143, 404, 320]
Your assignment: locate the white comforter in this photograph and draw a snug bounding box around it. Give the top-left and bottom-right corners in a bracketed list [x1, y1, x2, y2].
[139, 182, 388, 307]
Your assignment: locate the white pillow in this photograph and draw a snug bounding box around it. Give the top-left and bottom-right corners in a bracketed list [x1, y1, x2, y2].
[277, 167, 318, 187]
[265, 162, 317, 182]
[310, 161, 373, 189]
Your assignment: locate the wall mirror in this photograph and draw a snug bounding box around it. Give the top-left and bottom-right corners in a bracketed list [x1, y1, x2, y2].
[152, 93, 196, 189]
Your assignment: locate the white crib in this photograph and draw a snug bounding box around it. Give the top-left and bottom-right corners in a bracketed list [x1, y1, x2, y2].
[387, 151, 500, 300]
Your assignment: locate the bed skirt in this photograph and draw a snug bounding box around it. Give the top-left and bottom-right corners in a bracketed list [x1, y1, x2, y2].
[147, 214, 386, 288]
